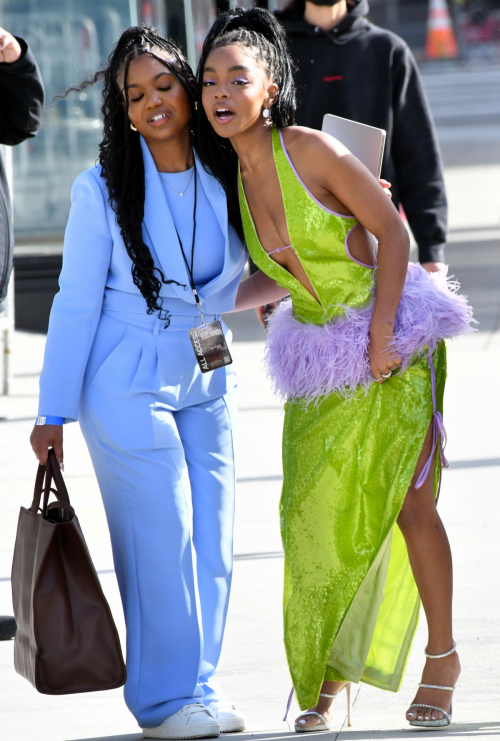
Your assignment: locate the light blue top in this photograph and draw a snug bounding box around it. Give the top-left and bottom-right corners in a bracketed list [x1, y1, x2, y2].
[158, 167, 225, 286]
[38, 136, 246, 423]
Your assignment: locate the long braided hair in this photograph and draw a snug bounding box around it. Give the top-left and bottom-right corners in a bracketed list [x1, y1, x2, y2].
[195, 8, 297, 239]
[59, 27, 196, 317]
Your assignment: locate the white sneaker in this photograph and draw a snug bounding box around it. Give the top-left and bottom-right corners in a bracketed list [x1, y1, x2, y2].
[143, 703, 221, 740]
[205, 700, 246, 733]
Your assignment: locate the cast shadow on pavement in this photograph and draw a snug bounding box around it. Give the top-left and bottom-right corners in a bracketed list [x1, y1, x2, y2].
[222, 723, 500, 740]
[71, 735, 291, 741]
[70, 733, 296, 741]
[68, 723, 500, 741]
[71, 735, 142, 741]
[306, 721, 500, 739]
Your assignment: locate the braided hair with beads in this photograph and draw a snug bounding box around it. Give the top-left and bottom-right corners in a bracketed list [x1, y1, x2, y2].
[57, 27, 197, 318]
[195, 7, 297, 240]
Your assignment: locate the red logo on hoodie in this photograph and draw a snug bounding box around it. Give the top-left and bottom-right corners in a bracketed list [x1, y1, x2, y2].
[323, 75, 343, 82]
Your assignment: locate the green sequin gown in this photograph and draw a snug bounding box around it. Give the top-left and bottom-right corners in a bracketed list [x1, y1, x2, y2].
[238, 128, 446, 710]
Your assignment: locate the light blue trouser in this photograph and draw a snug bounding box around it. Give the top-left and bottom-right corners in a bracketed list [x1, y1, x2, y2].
[79, 312, 237, 729]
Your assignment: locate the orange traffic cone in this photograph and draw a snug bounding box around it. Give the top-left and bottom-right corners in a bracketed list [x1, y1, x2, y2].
[426, 0, 459, 59]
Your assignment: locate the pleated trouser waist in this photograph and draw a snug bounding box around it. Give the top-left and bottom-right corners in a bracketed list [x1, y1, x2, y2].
[102, 308, 220, 335]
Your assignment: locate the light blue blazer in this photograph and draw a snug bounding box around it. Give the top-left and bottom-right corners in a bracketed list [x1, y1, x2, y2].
[38, 138, 247, 423]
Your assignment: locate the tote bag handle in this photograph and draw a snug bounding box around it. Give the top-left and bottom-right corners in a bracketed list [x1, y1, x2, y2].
[30, 448, 70, 515]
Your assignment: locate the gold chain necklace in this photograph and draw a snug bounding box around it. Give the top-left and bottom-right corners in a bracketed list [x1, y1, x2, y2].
[159, 168, 194, 197]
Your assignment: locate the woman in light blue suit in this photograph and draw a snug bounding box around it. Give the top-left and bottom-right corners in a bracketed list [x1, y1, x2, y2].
[30, 28, 251, 740]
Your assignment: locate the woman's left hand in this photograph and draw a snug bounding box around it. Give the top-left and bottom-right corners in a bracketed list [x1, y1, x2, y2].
[368, 323, 402, 383]
[379, 179, 392, 199]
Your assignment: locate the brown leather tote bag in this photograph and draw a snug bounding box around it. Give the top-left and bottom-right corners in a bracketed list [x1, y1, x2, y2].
[11, 448, 126, 694]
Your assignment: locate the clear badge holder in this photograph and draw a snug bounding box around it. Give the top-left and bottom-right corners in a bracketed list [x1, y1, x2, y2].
[188, 292, 232, 373]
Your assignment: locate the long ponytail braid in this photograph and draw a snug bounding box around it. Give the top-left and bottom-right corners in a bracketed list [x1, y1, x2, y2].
[195, 8, 297, 238]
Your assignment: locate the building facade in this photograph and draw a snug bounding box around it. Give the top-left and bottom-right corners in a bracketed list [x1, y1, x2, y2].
[4, 0, 492, 329]
[3, 0, 271, 329]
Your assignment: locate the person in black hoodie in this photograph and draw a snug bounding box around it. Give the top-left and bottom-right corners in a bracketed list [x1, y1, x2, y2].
[276, 0, 447, 272]
[0, 27, 43, 642]
[0, 27, 44, 313]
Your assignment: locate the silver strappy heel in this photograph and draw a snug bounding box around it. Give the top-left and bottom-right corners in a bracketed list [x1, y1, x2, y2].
[294, 683, 351, 733]
[408, 642, 457, 728]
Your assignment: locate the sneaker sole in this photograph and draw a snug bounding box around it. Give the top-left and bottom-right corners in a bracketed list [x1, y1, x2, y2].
[143, 726, 220, 740]
[217, 718, 247, 733]
[219, 720, 246, 733]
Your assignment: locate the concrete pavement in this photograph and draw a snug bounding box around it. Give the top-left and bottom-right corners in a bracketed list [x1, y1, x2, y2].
[0, 315, 499, 741]
[1, 62, 500, 740]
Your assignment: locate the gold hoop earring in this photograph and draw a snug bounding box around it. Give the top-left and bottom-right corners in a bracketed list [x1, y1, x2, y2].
[130, 123, 138, 132]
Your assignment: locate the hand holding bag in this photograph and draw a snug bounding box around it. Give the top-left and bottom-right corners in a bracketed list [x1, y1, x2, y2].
[11, 448, 126, 694]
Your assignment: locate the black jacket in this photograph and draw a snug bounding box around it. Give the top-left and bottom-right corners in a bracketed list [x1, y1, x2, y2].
[276, 1, 447, 263]
[0, 38, 44, 307]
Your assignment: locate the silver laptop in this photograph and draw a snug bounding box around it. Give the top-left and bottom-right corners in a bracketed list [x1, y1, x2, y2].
[322, 114, 386, 178]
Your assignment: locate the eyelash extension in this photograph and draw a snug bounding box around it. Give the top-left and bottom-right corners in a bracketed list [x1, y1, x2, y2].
[202, 78, 249, 87]
[131, 84, 172, 102]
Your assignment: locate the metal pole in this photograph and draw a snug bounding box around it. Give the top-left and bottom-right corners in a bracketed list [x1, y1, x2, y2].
[0, 144, 14, 396]
[129, 0, 139, 26]
[2, 280, 14, 396]
[183, 0, 196, 68]
[448, 0, 465, 59]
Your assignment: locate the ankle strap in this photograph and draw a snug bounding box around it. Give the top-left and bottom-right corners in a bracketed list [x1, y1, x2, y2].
[319, 683, 348, 700]
[425, 641, 457, 660]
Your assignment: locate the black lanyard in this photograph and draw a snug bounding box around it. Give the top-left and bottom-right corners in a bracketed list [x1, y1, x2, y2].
[172, 170, 205, 324]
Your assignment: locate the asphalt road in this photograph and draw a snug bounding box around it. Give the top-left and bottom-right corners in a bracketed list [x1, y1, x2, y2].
[424, 65, 500, 336]
[423, 64, 500, 166]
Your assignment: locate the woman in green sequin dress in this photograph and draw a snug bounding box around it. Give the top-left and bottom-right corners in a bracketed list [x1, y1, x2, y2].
[198, 8, 466, 730]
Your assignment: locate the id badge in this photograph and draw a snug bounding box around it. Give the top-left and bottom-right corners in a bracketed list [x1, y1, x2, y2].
[189, 320, 233, 373]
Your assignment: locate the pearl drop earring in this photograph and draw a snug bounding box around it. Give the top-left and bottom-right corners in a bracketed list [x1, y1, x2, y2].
[262, 108, 271, 120]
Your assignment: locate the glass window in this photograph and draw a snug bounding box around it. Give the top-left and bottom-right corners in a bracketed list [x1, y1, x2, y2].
[191, 0, 217, 58]
[1, 0, 164, 245]
[230, 0, 256, 9]
[267, 1, 289, 10]
[189, 1, 260, 63]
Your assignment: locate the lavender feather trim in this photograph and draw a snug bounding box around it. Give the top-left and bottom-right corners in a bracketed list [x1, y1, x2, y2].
[265, 263, 475, 404]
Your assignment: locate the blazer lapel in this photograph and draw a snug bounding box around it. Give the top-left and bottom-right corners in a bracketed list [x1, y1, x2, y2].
[195, 155, 245, 300]
[141, 136, 193, 303]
